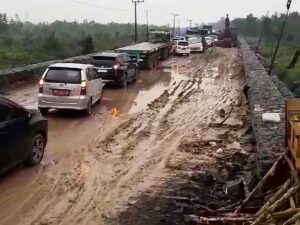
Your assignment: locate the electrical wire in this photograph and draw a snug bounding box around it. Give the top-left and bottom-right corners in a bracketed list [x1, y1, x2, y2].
[71, 0, 128, 12]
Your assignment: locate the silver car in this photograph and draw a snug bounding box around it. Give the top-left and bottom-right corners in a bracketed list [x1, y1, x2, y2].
[38, 63, 103, 116]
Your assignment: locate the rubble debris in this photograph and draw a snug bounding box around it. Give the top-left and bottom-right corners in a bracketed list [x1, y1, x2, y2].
[226, 141, 241, 150]
[225, 179, 246, 199]
[262, 113, 281, 123]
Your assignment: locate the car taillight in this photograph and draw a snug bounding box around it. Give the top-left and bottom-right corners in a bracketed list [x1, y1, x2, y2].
[80, 81, 87, 95]
[113, 64, 120, 70]
[39, 79, 44, 93]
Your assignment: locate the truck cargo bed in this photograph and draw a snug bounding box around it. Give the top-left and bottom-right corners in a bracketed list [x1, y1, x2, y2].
[116, 42, 168, 53]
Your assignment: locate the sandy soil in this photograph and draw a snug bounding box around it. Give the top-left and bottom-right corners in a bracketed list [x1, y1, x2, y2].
[0, 47, 251, 225]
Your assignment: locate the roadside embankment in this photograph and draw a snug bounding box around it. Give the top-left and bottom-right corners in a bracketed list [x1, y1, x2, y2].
[0, 54, 93, 93]
[240, 38, 287, 176]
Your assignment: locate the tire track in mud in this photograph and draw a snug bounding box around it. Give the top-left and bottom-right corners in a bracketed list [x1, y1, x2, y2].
[4, 48, 244, 225]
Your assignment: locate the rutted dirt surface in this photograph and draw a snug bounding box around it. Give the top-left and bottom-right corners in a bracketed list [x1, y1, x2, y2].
[0, 48, 254, 225]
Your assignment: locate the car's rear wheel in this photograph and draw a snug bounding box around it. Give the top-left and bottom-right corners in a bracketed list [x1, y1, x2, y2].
[39, 108, 48, 116]
[84, 99, 92, 116]
[25, 133, 45, 166]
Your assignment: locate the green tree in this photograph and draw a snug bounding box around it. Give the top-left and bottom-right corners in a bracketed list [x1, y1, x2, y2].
[81, 35, 94, 54]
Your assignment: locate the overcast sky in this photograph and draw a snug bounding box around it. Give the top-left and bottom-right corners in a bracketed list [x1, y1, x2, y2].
[1, 0, 300, 26]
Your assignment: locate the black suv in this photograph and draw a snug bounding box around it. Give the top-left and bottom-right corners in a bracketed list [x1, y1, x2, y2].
[91, 52, 138, 88]
[0, 97, 48, 174]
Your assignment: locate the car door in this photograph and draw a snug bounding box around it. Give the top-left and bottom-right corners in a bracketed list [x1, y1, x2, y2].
[0, 103, 29, 172]
[86, 68, 96, 103]
[89, 68, 102, 102]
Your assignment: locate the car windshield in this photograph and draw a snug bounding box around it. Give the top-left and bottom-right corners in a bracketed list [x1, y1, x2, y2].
[45, 68, 82, 84]
[189, 39, 200, 44]
[178, 41, 189, 46]
[92, 56, 116, 67]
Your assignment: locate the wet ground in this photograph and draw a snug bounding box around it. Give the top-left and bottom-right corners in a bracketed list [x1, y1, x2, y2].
[0, 48, 255, 225]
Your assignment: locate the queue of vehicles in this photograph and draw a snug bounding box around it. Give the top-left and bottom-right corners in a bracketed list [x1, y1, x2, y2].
[0, 29, 173, 174]
[0, 27, 219, 174]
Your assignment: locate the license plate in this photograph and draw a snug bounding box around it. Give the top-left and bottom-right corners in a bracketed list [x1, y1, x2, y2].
[98, 69, 107, 73]
[53, 89, 70, 96]
[182, 48, 186, 50]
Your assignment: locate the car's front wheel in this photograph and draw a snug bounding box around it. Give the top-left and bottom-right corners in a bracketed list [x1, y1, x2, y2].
[25, 133, 46, 166]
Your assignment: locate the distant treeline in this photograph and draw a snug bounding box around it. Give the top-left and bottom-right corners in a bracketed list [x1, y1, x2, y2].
[0, 13, 165, 70]
[232, 11, 300, 45]
[232, 11, 300, 96]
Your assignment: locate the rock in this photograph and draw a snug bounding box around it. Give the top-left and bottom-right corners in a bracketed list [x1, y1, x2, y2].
[191, 171, 215, 186]
[226, 141, 241, 150]
[219, 168, 229, 180]
[154, 206, 161, 211]
[184, 215, 197, 224]
[216, 148, 224, 154]
[225, 179, 245, 199]
[209, 141, 217, 147]
[128, 200, 137, 205]
[219, 109, 226, 118]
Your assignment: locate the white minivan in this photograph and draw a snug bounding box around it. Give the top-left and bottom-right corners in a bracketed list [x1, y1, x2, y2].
[174, 40, 191, 56]
[38, 63, 103, 116]
[189, 37, 204, 53]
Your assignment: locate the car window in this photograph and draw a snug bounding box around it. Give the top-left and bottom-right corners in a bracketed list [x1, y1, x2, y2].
[45, 68, 82, 84]
[189, 39, 199, 44]
[178, 41, 189, 46]
[122, 55, 130, 63]
[86, 69, 91, 81]
[92, 56, 116, 67]
[0, 104, 19, 122]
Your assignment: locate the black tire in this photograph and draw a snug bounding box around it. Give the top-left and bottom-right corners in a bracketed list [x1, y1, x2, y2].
[119, 74, 127, 88]
[84, 99, 92, 116]
[146, 56, 152, 70]
[133, 69, 139, 82]
[25, 133, 46, 166]
[146, 55, 155, 70]
[39, 108, 48, 116]
[98, 91, 104, 103]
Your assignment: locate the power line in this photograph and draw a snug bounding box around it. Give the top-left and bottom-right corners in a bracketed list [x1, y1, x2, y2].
[71, 0, 128, 12]
[269, 0, 293, 75]
[256, 10, 269, 53]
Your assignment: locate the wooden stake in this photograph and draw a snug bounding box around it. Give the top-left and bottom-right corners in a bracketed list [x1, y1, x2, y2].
[251, 181, 294, 225]
[271, 208, 300, 219]
[284, 154, 299, 183]
[283, 211, 300, 225]
[235, 155, 286, 214]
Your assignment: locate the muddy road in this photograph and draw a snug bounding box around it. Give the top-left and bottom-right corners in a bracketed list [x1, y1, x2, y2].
[0, 48, 253, 225]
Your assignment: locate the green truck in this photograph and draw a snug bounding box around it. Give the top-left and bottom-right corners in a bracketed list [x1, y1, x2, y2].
[115, 30, 172, 70]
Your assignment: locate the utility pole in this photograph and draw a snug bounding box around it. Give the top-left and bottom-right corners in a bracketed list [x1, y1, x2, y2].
[146, 10, 149, 42]
[269, 0, 292, 75]
[177, 16, 180, 35]
[187, 19, 192, 29]
[256, 10, 269, 53]
[132, 0, 144, 43]
[171, 13, 180, 35]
